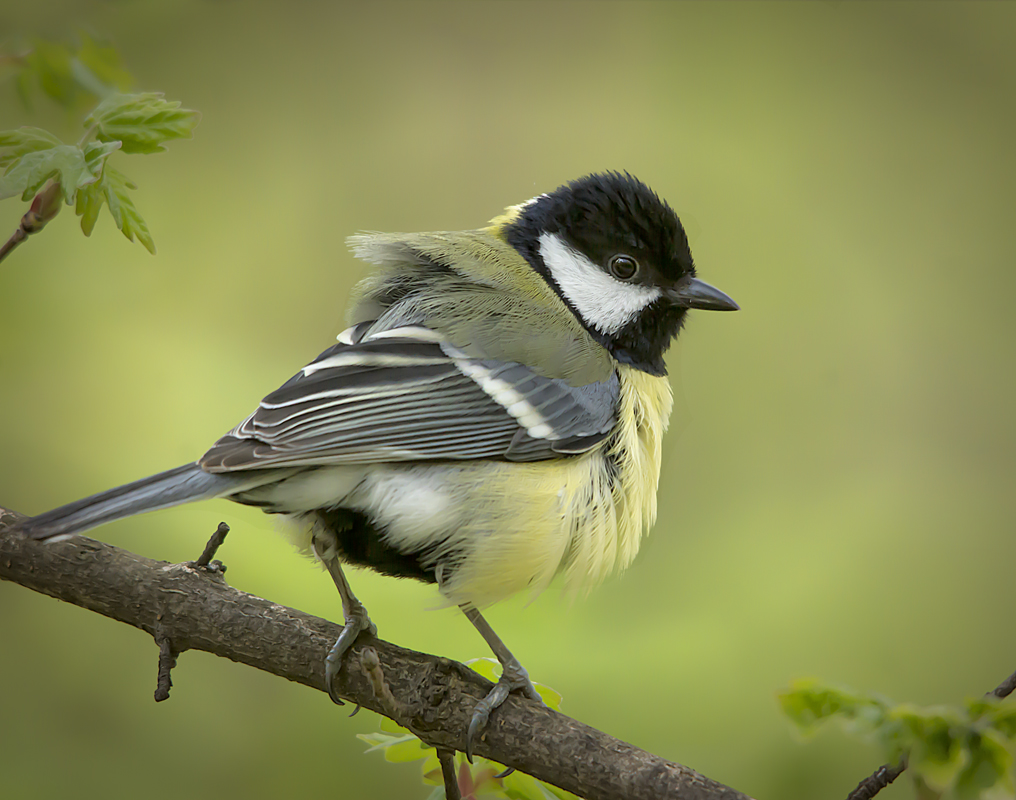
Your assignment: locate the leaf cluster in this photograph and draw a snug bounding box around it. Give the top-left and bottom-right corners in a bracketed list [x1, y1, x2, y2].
[358, 659, 576, 800]
[780, 679, 1016, 800]
[0, 36, 199, 254]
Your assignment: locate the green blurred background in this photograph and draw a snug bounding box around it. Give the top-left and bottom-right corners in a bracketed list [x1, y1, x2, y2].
[2, 2, 1014, 798]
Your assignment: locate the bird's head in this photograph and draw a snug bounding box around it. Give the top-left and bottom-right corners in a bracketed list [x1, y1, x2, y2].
[499, 172, 738, 375]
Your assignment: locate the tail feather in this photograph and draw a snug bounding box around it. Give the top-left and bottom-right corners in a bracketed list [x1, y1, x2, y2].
[18, 463, 250, 541]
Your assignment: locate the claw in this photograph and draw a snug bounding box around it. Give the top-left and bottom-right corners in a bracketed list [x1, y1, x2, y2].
[459, 605, 545, 761]
[312, 534, 377, 706]
[465, 660, 540, 762]
[324, 605, 376, 705]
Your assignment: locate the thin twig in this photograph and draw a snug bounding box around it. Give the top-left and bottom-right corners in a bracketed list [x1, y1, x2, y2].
[990, 669, 1016, 700]
[0, 182, 63, 266]
[845, 667, 1016, 800]
[193, 522, 229, 569]
[438, 748, 462, 800]
[154, 637, 178, 702]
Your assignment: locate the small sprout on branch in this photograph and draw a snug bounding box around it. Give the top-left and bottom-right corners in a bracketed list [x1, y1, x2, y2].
[358, 662, 577, 800]
[779, 676, 1016, 800]
[0, 36, 199, 265]
[192, 522, 230, 571]
[154, 637, 178, 703]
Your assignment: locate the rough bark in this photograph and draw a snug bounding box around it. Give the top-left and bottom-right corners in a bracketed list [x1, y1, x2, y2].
[0, 506, 753, 800]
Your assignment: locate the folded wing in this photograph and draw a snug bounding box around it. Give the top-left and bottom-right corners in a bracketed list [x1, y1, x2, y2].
[200, 325, 619, 471]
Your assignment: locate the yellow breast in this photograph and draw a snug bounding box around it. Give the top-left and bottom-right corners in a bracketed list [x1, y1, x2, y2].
[555, 364, 674, 596]
[432, 364, 673, 607]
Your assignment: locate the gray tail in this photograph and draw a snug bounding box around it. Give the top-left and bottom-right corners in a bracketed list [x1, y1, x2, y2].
[18, 463, 247, 541]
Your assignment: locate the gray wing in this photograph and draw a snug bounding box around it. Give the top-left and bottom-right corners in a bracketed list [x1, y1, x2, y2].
[200, 324, 619, 472]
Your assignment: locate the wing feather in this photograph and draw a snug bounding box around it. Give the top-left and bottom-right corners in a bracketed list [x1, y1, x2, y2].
[200, 325, 619, 472]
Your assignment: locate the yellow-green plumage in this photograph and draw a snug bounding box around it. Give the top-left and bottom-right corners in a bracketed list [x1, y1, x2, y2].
[17, 173, 735, 747]
[332, 211, 673, 607]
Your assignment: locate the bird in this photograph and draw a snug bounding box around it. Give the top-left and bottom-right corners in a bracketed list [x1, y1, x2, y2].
[17, 172, 738, 758]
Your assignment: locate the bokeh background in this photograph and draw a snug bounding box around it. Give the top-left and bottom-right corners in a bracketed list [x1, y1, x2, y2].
[2, 2, 1014, 798]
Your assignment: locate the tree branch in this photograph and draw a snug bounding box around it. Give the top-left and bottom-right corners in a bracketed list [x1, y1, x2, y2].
[845, 669, 1016, 800]
[0, 506, 752, 800]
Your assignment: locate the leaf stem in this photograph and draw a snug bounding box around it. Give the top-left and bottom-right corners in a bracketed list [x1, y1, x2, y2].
[77, 123, 98, 149]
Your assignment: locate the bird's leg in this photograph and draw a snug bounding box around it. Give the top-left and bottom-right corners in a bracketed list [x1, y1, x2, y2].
[312, 535, 377, 705]
[460, 604, 543, 761]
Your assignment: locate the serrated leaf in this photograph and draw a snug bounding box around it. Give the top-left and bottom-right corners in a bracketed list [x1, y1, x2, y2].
[75, 181, 105, 236]
[86, 92, 200, 154]
[0, 127, 64, 168]
[0, 144, 100, 202]
[83, 139, 121, 168]
[101, 165, 155, 253]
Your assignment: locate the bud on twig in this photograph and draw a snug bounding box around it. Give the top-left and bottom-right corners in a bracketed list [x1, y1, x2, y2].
[0, 181, 63, 265]
[24, 181, 64, 231]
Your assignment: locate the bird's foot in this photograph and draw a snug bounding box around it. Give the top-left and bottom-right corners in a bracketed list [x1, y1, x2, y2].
[324, 599, 377, 706]
[466, 655, 542, 762]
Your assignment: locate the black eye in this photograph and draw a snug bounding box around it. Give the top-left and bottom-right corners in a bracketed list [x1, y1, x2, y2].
[608, 254, 638, 280]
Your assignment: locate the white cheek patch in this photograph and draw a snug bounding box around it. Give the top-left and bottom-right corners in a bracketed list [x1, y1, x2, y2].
[538, 232, 661, 335]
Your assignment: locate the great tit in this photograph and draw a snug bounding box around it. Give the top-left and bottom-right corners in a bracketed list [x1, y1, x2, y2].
[18, 172, 738, 755]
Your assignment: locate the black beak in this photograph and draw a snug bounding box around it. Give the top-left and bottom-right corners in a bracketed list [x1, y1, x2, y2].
[667, 277, 739, 311]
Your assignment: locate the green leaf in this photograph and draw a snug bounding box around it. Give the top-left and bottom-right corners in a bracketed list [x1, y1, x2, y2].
[467, 657, 501, 682]
[782, 681, 1016, 799]
[954, 730, 1014, 800]
[0, 144, 101, 202]
[379, 715, 412, 735]
[382, 737, 433, 764]
[86, 92, 200, 154]
[83, 139, 121, 173]
[420, 751, 442, 785]
[357, 732, 432, 764]
[72, 32, 133, 95]
[969, 698, 1016, 741]
[75, 181, 105, 236]
[356, 732, 404, 752]
[0, 127, 64, 168]
[24, 39, 78, 108]
[891, 704, 966, 791]
[778, 679, 887, 736]
[100, 165, 155, 253]
[73, 143, 124, 237]
[533, 681, 563, 712]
